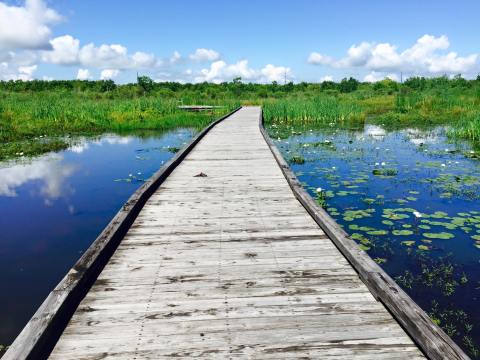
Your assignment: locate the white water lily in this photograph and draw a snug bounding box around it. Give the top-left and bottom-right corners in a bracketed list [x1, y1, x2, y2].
[375, 162, 380, 166]
[413, 211, 422, 218]
[332, 166, 336, 170]
[381, 162, 386, 166]
[316, 187, 323, 193]
[441, 163, 446, 167]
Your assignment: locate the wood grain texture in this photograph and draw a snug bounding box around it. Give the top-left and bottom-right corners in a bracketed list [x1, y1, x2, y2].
[46, 107, 427, 359]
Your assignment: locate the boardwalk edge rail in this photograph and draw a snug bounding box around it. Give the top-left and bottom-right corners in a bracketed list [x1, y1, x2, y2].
[3, 106, 242, 360]
[259, 110, 470, 360]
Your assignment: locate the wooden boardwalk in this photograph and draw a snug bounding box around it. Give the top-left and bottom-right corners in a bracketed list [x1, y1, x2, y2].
[46, 107, 425, 359]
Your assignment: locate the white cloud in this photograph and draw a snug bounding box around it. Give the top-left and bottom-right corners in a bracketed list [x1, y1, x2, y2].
[320, 75, 333, 82]
[169, 50, 181, 64]
[307, 52, 335, 66]
[363, 71, 399, 82]
[76, 68, 91, 80]
[189, 48, 220, 62]
[0, 50, 37, 80]
[42, 35, 79, 65]
[195, 60, 292, 84]
[260, 64, 291, 83]
[0, 0, 62, 50]
[308, 34, 479, 77]
[100, 68, 119, 80]
[17, 64, 37, 80]
[42, 35, 159, 70]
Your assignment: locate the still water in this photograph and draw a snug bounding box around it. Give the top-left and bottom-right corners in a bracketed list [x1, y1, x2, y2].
[0, 129, 195, 347]
[269, 122, 480, 357]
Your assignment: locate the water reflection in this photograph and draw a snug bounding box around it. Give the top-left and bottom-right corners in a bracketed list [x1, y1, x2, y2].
[0, 155, 75, 199]
[0, 129, 195, 347]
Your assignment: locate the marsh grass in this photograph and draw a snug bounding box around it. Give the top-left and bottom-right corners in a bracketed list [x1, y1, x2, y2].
[262, 97, 365, 126]
[0, 91, 238, 160]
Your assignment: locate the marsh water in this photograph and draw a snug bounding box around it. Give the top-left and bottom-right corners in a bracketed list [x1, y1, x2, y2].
[268, 122, 480, 357]
[0, 128, 196, 348]
[2, 120, 480, 357]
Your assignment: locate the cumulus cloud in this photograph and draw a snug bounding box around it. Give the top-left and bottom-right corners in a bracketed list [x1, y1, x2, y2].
[189, 48, 220, 62]
[42, 35, 79, 65]
[42, 35, 159, 69]
[100, 68, 119, 80]
[363, 71, 399, 82]
[307, 53, 335, 66]
[195, 60, 292, 84]
[0, 50, 37, 80]
[308, 34, 479, 77]
[0, 0, 62, 50]
[76, 68, 91, 80]
[320, 75, 333, 82]
[169, 50, 181, 64]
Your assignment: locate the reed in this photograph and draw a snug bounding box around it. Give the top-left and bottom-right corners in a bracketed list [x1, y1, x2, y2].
[262, 97, 365, 126]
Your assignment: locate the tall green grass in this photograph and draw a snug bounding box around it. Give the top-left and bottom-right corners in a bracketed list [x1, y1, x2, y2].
[0, 91, 238, 142]
[449, 111, 480, 143]
[0, 91, 238, 160]
[262, 97, 365, 126]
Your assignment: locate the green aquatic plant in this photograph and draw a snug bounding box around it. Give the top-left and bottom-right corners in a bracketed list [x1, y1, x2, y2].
[423, 232, 455, 240]
[289, 155, 305, 164]
[372, 168, 398, 176]
[393, 229, 414, 236]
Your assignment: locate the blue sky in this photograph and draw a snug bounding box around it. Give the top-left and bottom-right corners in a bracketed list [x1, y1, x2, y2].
[1, 0, 479, 83]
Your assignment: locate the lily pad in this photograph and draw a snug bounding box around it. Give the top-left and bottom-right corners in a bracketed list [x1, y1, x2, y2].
[423, 232, 455, 240]
[367, 230, 389, 236]
[393, 230, 414, 236]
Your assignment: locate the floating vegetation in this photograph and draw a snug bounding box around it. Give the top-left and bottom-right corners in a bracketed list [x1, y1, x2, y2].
[167, 146, 181, 153]
[423, 232, 455, 240]
[289, 155, 305, 164]
[372, 168, 398, 176]
[271, 109, 480, 356]
[393, 229, 414, 236]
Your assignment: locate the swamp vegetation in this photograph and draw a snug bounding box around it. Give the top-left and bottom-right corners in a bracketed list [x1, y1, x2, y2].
[1, 75, 480, 356]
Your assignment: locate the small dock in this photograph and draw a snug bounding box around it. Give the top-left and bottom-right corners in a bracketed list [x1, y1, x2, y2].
[5, 107, 468, 359]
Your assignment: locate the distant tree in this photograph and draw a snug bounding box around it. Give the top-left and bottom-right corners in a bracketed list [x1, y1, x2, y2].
[99, 80, 116, 92]
[339, 77, 359, 93]
[137, 75, 154, 94]
[284, 81, 294, 92]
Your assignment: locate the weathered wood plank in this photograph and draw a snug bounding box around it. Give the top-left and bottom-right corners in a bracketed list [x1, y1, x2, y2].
[6, 106, 467, 359]
[45, 107, 429, 359]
